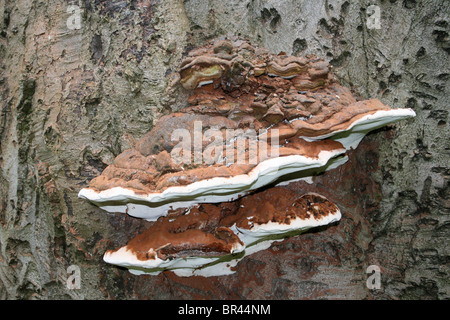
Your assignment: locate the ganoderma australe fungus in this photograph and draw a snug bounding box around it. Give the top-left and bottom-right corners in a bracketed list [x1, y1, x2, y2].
[103, 187, 341, 277]
[78, 38, 415, 276]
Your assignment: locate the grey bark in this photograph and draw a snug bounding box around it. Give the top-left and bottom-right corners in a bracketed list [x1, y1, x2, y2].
[0, 0, 448, 299]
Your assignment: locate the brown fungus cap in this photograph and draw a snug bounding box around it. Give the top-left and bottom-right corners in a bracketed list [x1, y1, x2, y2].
[121, 208, 244, 261]
[79, 38, 414, 222]
[105, 187, 340, 265]
[83, 38, 395, 195]
[88, 135, 344, 194]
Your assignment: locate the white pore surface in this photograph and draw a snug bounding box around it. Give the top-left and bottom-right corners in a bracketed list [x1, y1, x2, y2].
[300, 108, 416, 150]
[103, 240, 246, 275]
[103, 198, 341, 277]
[236, 207, 342, 246]
[275, 154, 349, 187]
[78, 148, 345, 220]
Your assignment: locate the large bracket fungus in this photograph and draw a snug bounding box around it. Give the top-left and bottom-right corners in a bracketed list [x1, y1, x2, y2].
[78, 38, 415, 276]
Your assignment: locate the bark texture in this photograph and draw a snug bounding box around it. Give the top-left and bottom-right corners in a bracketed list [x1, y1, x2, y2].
[0, 0, 448, 299]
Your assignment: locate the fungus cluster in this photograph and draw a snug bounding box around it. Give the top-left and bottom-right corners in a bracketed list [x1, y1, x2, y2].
[79, 38, 415, 276]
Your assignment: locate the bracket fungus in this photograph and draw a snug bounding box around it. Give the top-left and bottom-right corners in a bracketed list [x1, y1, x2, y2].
[103, 187, 341, 277]
[78, 38, 415, 276]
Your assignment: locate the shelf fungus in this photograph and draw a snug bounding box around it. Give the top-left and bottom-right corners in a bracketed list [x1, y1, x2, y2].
[103, 187, 341, 277]
[78, 38, 415, 276]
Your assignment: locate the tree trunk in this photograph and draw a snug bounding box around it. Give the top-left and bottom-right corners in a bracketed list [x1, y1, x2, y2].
[0, 0, 448, 299]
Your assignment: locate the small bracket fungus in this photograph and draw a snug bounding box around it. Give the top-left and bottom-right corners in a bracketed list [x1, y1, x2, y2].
[103, 187, 341, 277]
[78, 38, 415, 276]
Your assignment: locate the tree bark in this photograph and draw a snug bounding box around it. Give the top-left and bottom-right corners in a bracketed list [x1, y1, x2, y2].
[0, 0, 448, 299]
